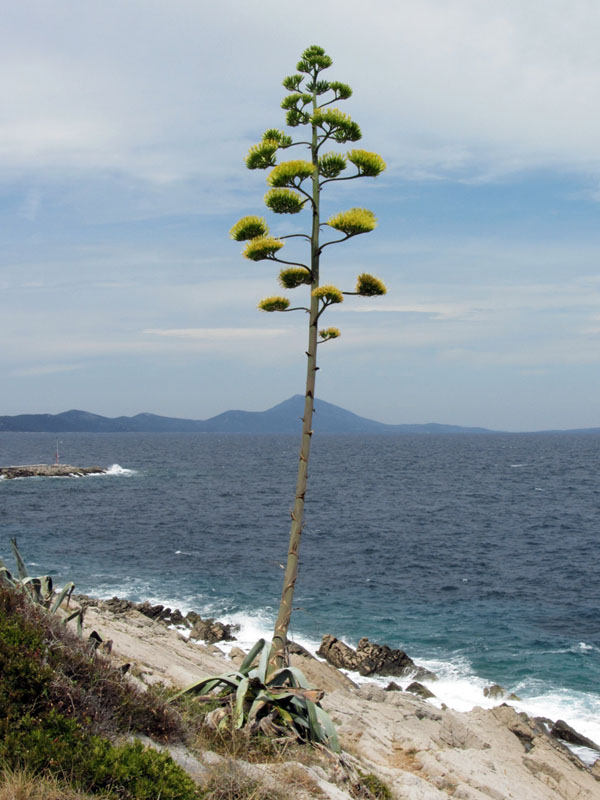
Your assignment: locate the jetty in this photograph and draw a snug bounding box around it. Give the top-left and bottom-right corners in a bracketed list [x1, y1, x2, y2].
[0, 464, 106, 479]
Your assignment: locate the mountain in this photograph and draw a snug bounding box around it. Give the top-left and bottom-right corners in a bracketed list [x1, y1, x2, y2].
[0, 396, 494, 434]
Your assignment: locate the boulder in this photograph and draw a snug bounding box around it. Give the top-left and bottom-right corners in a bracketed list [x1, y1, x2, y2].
[103, 597, 136, 614]
[317, 634, 360, 671]
[189, 618, 237, 644]
[406, 681, 436, 699]
[384, 681, 403, 692]
[317, 634, 436, 681]
[550, 719, 600, 752]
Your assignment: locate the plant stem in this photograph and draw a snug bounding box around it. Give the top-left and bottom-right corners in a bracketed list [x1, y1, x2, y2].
[269, 71, 321, 671]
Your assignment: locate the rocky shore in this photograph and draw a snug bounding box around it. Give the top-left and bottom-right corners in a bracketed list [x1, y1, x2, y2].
[0, 463, 106, 479]
[67, 595, 600, 799]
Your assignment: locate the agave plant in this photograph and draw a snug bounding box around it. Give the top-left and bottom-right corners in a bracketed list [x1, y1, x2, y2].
[172, 638, 340, 752]
[0, 537, 83, 630]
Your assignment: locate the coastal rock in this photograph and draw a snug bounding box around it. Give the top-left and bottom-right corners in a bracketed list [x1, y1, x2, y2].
[356, 637, 419, 677]
[317, 634, 436, 681]
[189, 618, 237, 644]
[484, 683, 521, 702]
[317, 635, 360, 671]
[550, 719, 600, 752]
[103, 597, 136, 614]
[406, 681, 436, 699]
[0, 464, 105, 479]
[384, 681, 403, 692]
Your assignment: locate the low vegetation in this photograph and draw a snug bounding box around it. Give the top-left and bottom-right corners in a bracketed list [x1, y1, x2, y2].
[0, 586, 200, 799]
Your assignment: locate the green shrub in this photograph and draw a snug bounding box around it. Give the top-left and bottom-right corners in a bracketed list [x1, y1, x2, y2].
[0, 586, 201, 799]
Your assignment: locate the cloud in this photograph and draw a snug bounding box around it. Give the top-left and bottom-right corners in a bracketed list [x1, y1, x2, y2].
[143, 327, 288, 340]
[11, 362, 84, 377]
[2, 1, 600, 187]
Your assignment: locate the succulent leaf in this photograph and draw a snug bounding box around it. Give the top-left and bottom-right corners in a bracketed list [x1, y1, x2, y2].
[258, 296, 290, 312]
[356, 273, 387, 296]
[327, 208, 377, 235]
[229, 216, 269, 242]
[347, 148, 386, 176]
[267, 160, 315, 188]
[278, 267, 312, 289]
[11, 537, 29, 580]
[312, 285, 343, 304]
[264, 188, 305, 214]
[243, 236, 284, 261]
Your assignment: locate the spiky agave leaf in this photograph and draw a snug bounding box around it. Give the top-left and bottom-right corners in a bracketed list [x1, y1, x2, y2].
[328, 208, 377, 236]
[319, 327, 340, 340]
[356, 273, 387, 296]
[240, 638, 266, 674]
[10, 538, 28, 580]
[267, 160, 315, 188]
[245, 140, 279, 170]
[258, 296, 290, 312]
[312, 285, 343, 304]
[243, 236, 284, 261]
[171, 671, 247, 700]
[264, 188, 305, 214]
[50, 581, 75, 613]
[311, 108, 361, 143]
[0, 567, 15, 587]
[347, 149, 386, 177]
[318, 152, 347, 178]
[230, 216, 269, 242]
[278, 267, 312, 289]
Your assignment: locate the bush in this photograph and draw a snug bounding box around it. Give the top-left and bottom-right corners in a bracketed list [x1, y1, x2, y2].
[0, 586, 202, 799]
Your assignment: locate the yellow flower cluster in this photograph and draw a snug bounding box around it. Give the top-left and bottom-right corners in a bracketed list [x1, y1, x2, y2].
[229, 216, 269, 242]
[327, 208, 377, 236]
[267, 160, 315, 188]
[312, 285, 343, 304]
[347, 149, 386, 177]
[258, 296, 291, 312]
[243, 237, 284, 261]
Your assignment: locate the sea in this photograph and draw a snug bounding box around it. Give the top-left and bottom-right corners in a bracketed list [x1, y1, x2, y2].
[1, 431, 599, 756]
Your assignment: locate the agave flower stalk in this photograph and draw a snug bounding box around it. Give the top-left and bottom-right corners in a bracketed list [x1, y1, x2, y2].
[230, 46, 387, 672]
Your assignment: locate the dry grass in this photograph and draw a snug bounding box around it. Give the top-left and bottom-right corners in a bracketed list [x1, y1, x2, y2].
[0, 768, 101, 800]
[203, 760, 285, 800]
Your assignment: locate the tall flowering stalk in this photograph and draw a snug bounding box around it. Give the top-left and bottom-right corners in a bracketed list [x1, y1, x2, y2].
[230, 46, 386, 671]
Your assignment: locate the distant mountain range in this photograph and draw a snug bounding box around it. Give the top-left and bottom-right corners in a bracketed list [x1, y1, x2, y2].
[0, 396, 494, 434]
[1, 396, 597, 434]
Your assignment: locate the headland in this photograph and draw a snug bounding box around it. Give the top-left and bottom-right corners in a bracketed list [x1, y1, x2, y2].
[0, 464, 106, 479]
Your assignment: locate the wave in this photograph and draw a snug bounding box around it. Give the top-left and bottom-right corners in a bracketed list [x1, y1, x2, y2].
[104, 464, 137, 477]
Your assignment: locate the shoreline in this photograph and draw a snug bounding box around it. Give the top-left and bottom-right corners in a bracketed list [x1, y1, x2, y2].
[66, 594, 600, 799]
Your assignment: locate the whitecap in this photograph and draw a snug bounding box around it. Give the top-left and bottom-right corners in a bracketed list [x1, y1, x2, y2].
[104, 464, 137, 476]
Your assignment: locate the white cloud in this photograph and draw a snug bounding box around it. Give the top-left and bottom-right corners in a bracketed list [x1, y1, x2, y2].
[10, 362, 84, 377]
[143, 327, 287, 340]
[2, 1, 600, 184]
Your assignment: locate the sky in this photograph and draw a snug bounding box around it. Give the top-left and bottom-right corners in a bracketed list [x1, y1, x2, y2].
[2, 0, 600, 431]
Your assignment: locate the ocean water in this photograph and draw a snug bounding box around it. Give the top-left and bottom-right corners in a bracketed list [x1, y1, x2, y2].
[1, 431, 599, 749]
